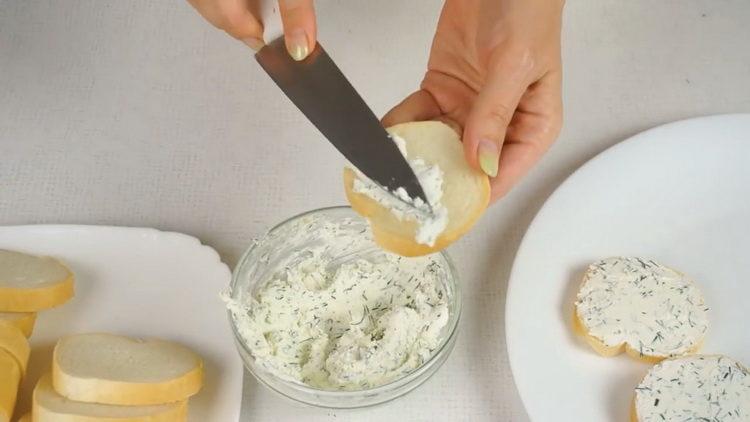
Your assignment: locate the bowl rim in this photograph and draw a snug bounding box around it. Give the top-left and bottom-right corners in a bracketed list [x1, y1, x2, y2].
[226, 205, 462, 398]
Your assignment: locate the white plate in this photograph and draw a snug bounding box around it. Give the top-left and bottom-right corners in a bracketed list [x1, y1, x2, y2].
[0, 225, 241, 421]
[506, 114, 750, 422]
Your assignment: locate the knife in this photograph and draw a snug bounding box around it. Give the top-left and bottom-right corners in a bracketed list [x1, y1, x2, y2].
[255, 37, 430, 207]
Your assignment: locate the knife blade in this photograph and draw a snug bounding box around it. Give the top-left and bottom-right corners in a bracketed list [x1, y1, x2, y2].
[255, 37, 430, 207]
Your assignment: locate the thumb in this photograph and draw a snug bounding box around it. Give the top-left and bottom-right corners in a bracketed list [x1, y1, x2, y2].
[463, 52, 532, 177]
[279, 0, 317, 61]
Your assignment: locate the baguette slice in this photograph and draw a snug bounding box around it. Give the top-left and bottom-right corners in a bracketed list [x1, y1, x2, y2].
[0, 250, 74, 312]
[344, 121, 490, 256]
[0, 323, 29, 374]
[574, 257, 708, 362]
[52, 333, 203, 406]
[0, 349, 21, 422]
[0, 312, 36, 338]
[33, 374, 187, 422]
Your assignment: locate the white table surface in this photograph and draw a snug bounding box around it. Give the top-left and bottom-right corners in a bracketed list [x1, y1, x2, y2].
[1, 1, 749, 421]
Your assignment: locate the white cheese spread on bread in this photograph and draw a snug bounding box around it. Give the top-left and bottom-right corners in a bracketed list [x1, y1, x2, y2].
[351, 134, 448, 247]
[575, 257, 708, 358]
[634, 355, 750, 421]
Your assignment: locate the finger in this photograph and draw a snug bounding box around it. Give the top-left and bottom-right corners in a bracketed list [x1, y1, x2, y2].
[490, 74, 562, 201]
[462, 51, 534, 177]
[199, 0, 265, 49]
[279, 0, 317, 61]
[381, 90, 442, 127]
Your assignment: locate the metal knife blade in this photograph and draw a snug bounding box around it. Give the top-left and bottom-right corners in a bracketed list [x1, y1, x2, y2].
[255, 37, 430, 206]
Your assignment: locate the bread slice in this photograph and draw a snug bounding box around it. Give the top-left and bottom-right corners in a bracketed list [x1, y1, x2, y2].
[52, 333, 203, 406]
[0, 323, 29, 374]
[0, 250, 74, 312]
[33, 374, 187, 422]
[0, 349, 21, 422]
[574, 257, 708, 362]
[343, 121, 490, 256]
[0, 312, 36, 338]
[632, 355, 749, 422]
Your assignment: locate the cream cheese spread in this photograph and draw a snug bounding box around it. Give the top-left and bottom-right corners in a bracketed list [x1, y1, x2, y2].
[351, 135, 448, 246]
[635, 355, 750, 421]
[575, 257, 709, 358]
[226, 215, 450, 391]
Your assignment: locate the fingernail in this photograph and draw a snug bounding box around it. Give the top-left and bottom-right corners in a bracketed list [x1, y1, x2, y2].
[478, 141, 499, 177]
[242, 37, 265, 51]
[287, 29, 309, 61]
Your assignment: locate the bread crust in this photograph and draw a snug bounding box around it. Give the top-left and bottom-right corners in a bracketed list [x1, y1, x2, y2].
[631, 397, 639, 422]
[0, 349, 21, 422]
[0, 312, 36, 337]
[52, 362, 203, 406]
[34, 374, 188, 421]
[0, 323, 29, 374]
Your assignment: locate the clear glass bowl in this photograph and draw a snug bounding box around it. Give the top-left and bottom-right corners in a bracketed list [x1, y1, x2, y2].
[227, 206, 461, 408]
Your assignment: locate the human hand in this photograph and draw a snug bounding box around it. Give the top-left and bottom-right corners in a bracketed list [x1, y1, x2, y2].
[383, 0, 564, 202]
[187, 0, 317, 60]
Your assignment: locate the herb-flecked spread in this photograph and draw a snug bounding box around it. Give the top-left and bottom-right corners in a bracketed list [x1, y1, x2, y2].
[227, 218, 450, 391]
[575, 257, 708, 358]
[635, 355, 750, 421]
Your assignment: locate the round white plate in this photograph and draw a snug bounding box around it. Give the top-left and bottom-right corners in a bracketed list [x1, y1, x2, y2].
[506, 114, 750, 422]
[0, 225, 241, 421]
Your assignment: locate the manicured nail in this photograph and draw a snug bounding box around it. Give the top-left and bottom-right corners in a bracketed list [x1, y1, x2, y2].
[242, 37, 265, 51]
[287, 29, 309, 61]
[478, 141, 499, 177]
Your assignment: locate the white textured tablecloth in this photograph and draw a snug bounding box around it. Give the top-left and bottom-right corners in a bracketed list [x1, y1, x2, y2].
[2, 1, 749, 420]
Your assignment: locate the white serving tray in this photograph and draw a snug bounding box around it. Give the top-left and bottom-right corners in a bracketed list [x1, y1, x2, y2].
[0, 225, 241, 421]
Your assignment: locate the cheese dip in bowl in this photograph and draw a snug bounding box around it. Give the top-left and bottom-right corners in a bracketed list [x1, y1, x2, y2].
[226, 206, 460, 408]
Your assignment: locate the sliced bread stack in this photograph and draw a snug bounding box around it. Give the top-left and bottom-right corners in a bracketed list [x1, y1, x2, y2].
[0, 249, 75, 422]
[31, 333, 203, 421]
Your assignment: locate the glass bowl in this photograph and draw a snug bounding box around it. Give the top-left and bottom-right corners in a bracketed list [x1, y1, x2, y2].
[227, 206, 461, 408]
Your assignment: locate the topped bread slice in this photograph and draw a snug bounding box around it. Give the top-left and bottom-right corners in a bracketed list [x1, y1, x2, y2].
[52, 333, 203, 406]
[0, 249, 74, 312]
[633, 355, 750, 422]
[574, 257, 708, 362]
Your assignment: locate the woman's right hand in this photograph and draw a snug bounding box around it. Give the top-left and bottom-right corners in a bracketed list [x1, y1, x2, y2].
[383, 0, 564, 202]
[187, 0, 317, 60]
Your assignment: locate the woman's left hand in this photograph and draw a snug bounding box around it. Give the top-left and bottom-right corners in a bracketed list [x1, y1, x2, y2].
[383, 0, 565, 202]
